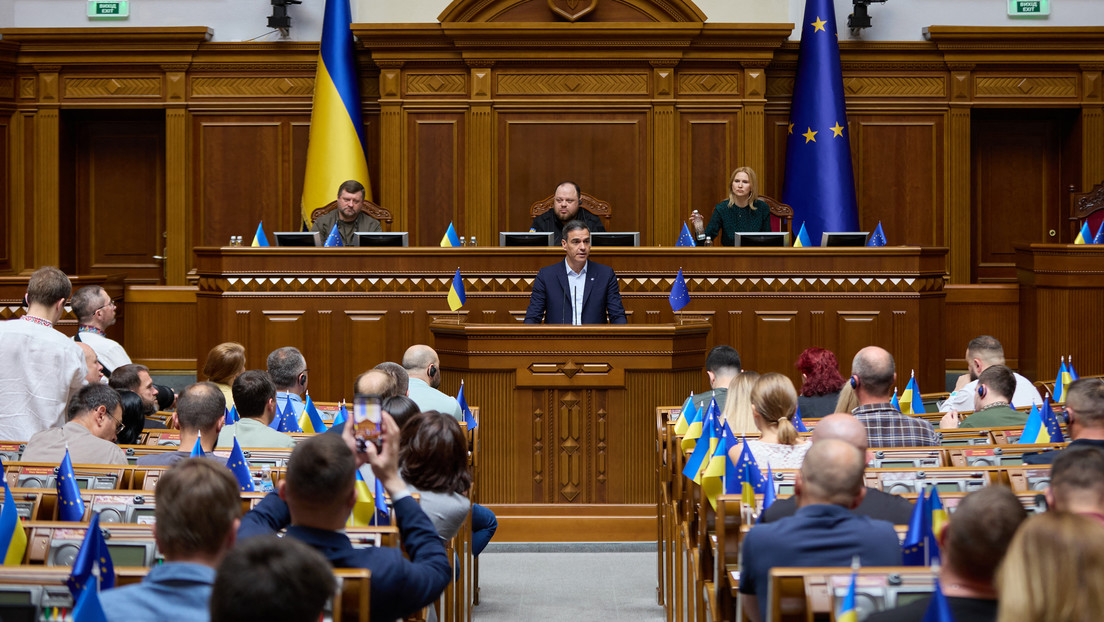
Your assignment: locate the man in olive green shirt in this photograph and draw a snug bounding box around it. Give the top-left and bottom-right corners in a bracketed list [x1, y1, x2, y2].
[940, 364, 1028, 429]
[308, 180, 381, 247]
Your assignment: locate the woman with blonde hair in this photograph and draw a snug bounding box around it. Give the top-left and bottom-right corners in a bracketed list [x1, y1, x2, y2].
[203, 342, 246, 408]
[996, 511, 1104, 622]
[834, 380, 859, 414]
[688, 166, 772, 246]
[729, 373, 810, 469]
[722, 371, 760, 435]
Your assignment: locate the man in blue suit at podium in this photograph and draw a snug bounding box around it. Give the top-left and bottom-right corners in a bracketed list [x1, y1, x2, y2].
[524, 220, 627, 325]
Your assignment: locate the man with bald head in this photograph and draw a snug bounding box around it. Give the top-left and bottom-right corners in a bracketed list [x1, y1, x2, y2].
[759, 413, 913, 524]
[402, 345, 462, 420]
[77, 342, 104, 384]
[851, 346, 939, 447]
[739, 439, 902, 622]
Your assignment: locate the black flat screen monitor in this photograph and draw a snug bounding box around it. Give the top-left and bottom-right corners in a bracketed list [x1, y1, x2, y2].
[356, 232, 409, 247]
[499, 232, 554, 247]
[589, 232, 640, 247]
[733, 232, 791, 247]
[274, 232, 321, 247]
[821, 232, 870, 247]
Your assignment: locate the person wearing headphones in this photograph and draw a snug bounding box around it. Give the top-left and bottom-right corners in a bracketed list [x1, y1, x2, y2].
[850, 346, 939, 447]
[401, 345, 463, 421]
[1024, 378, 1104, 465]
[939, 365, 1028, 429]
[266, 346, 310, 419]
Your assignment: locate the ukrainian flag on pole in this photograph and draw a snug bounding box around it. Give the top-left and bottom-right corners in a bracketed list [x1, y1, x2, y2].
[300, 0, 370, 227]
[447, 268, 466, 311]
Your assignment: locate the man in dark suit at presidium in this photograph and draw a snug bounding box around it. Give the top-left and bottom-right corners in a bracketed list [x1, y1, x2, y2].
[524, 220, 627, 325]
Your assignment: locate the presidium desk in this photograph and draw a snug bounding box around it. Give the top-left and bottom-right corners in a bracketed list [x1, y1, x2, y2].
[195, 246, 946, 540]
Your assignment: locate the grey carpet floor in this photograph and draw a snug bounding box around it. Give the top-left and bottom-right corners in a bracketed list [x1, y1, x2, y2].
[473, 545, 666, 621]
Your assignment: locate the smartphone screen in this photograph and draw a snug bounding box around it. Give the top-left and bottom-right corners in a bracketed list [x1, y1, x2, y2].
[353, 394, 382, 445]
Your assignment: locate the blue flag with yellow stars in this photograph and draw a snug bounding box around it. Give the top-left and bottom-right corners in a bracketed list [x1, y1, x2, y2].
[67, 512, 114, 600]
[902, 486, 931, 565]
[324, 223, 344, 247]
[224, 405, 239, 426]
[226, 437, 255, 492]
[781, 0, 859, 245]
[867, 222, 887, 247]
[792, 405, 809, 433]
[675, 223, 696, 247]
[72, 573, 110, 622]
[920, 577, 954, 622]
[669, 268, 690, 312]
[57, 449, 85, 522]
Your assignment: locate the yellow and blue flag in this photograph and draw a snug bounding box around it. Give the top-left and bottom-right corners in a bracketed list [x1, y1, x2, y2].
[251, 222, 269, 247]
[929, 487, 947, 543]
[1041, 399, 1065, 443]
[440, 222, 461, 247]
[793, 222, 811, 248]
[676, 223, 696, 247]
[867, 222, 887, 247]
[67, 512, 114, 600]
[348, 470, 376, 527]
[674, 394, 696, 436]
[1053, 357, 1069, 403]
[700, 404, 728, 508]
[723, 422, 740, 494]
[300, 0, 371, 227]
[836, 572, 857, 622]
[189, 433, 205, 458]
[680, 396, 708, 452]
[72, 573, 109, 622]
[224, 405, 239, 426]
[900, 371, 925, 415]
[0, 460, 27, 565]
[333, 401, 349, 428]
[1016, 402, 1044, 444]
[447, 268, 466, 311]
[920, 578, 954, 622]
[458, 381, 477, 430]
[669, 268, 690, 312]
[323, 223, 344, 248]
[1075, 221, 1092, 244]
[781, 0, 860, 244]
[299, 394, 328, 434]
[226, 437, 255, 493]
[792, 405, 808, 433]
[1068, 356, 1080, 381]
[682, 399, 719, 481]
[57, 449, 85, 522]
[903, 486, 943, 566]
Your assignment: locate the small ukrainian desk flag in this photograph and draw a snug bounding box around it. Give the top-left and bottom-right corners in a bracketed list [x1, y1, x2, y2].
[793, 222, 811, 248]
[1075, 221, 1092, 244]
[440, 222, 461, 247]
[251, 222, 270, 247]
[447, 268, 466, 311]
[0, 459, 27, 565]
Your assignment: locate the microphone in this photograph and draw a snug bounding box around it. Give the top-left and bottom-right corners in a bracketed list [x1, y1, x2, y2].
[574, 286, 579, 326]
[562, 285, 569, 325]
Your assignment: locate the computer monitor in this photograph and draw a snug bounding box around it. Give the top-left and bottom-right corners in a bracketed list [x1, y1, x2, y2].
[355, 232, 408, 247]
[820, 232, 870, 247]
[733, 232, 791, 247]
[274, 232, 321, 247]
[499, 232, 554, 247]
[589, 232, 640, 247]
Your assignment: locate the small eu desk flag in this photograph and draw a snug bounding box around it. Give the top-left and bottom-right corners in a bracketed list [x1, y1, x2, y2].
[448, 268, 466, 311]
[226, 437, 255, 492]
[441, 222, 461, 247]
[676, 223, 696, 247]
[669, 268, 690, 312]
[781, 0, 860, 245]
[324, 223, 344, 247]
[67, 512, 114, 600]
[251, 222, 269, 247]
[58, 449, 85, 522]
[867, 222, 887, 247]
[1094, 223, 1104, 244]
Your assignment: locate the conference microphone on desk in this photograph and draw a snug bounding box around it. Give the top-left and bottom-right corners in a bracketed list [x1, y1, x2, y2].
[574, 287, 579, 326]
[562, 286, 569, 325]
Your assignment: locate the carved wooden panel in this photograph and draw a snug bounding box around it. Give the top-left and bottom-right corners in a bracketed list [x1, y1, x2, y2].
[259, 309, 307, 370]
[677, 73, 741, 96]
[496, 72, 649, 96]
[0, 77, 16, 100]
[837, 311, 880, 366]
[841, 76, 946, 98]
[752, 310, 798, 376]
[63, 76, 161, 100]
[408, 114, 465, 245]
[123, 286, 197, 371]
[975, 75, 1078, 99]
[341, 310, 388, 394]
[943, 284, 1019, 372]
[406, 73, 467, 96]
[191, 76, 314, 98]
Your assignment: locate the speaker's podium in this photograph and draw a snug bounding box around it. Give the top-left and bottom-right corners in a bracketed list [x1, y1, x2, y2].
[430, 320, 710, 541]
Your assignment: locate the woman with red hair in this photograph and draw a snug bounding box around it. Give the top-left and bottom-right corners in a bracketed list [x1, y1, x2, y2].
[795, 347, 846, 419]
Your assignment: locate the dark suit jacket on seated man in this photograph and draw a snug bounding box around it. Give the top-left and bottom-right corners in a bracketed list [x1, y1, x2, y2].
[530, 181, 606, 245]
[524, 220, 627, 325]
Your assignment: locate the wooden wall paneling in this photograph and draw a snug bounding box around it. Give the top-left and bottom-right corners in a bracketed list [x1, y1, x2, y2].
[835, 311, 880, 372]
[751, 310, 798, 378]
[260, 308, 307, 376]
[942, 284, 1019, 373]
[122, 285, 197, 371]
[340, 309, 389, 399]
[407, 113, 465, 246]
[165, 108, 187, 285]
[194, 117, 285, 248]
[853, 118, 942, 246]
[290, 122, 311, 230]
[33, 104, 59, 268]
[0, 117, 8, 271]
[18, 111, 33, 270]
[678, 113, 738, 227]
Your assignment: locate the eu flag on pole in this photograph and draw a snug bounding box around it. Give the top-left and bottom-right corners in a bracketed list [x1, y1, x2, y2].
[72, 575, 109, 622]
[867, 222, 887, 247]
[761, 464, 777, 510]
[300, 0, 371, 227]
[447, 268, 466, 311]
[324, 223, 344, 247]
[226, 437, 255, 492]
[669, 268, 690, 312]
[458, 381, 477, 430]
[781, 0, 860, 245]
[792, 405, 809, 433]
[676, 223, 696, 247]
[251, 222, 269, 247]
[67, 512, 114, 600]
[224, 405, 239, 426]
[440, 222, 461, 247]
[902, 487, 933, 566]
[58, 449, 85, 522]
[1094, 223, 1104, 244]
[276, 399, 302, 433]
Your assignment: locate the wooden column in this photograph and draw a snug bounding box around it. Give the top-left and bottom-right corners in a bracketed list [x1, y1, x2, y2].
[377, 62, 404, 230]
[1082, 66, 1104, 188]
[467, 61, 495, 246]
[945, 66, 973, 284]
[31, 65, 59, 268]
[652, 61, 678, 243]
[742, 63, 768, 178]
[164, 65, 189, 285]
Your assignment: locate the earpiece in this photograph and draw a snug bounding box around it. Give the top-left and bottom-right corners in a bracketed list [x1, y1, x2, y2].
[428, 364, 437, 378]
[298, 371, 308, 386]
[977, 384, 987, 399]
[850, 375, 859, 390]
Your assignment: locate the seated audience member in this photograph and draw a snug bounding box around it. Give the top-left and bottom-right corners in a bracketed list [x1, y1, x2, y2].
[684, 345, 742, 414]
[403, 345, 463, 419]
[731, 373, 810, 469]
[941, 365, 1027, 429]
[101, 459, 242, 622]
[834, 381, 859, 414]
[383, 395, 420, 430]
[850, 346, 939, 447]
[71, 284, 130, 373]
[238, 419, 450, 622]
[722, 371, 759, 435]
[796, 347, 846, 419]
[401, 410, 497, 555]
[203, 342, 246, 408]
[1024, 378, 1104, 465]
[22, 384, 126, 465]
[108, 363, 167, 430]
[355, 368, 400, 399]
[0, 266, 85, 441]
[1046, 445, 1104, 522]
[866, 486, 1027, 622]
[267, 346, 309, 418]
[996, 512, 1104, 622]
[210, 535, 335, 622]
[216, 370, 294, 450]
[941, 335, 1042, 412]
[115, 390, 147, 445]
[308, 179, 381, 247]
[77, 342, 104, 385]
[374, 361, 410, 396]
[739, 439, 902, 622]
[759, 413, 913, 524]
[138, 382, 227, 466]
[529, 180, 606, 245]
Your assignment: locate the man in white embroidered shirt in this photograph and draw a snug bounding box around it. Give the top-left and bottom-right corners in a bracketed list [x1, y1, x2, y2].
[0, 266, 86, 441]
[71, 284, 132, 373]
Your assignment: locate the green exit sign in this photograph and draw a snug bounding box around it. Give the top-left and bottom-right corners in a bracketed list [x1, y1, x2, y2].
[1008, 0, 1050, 16]
[88, 0, 129, 19]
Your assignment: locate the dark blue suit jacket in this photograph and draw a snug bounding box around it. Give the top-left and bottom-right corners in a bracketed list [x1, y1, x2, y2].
[524, 260, 627, 325]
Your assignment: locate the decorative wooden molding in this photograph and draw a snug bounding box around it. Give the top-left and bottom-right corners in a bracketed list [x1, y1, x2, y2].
[677, 72, 740, 95]
[974, 75, 1078, 99]
[497, 72, 648, 95]
[439, 0, 707, 23]
[63, 76, 161, 99]
[406, 73, 467, 95]
[191, 76, 314, 98]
